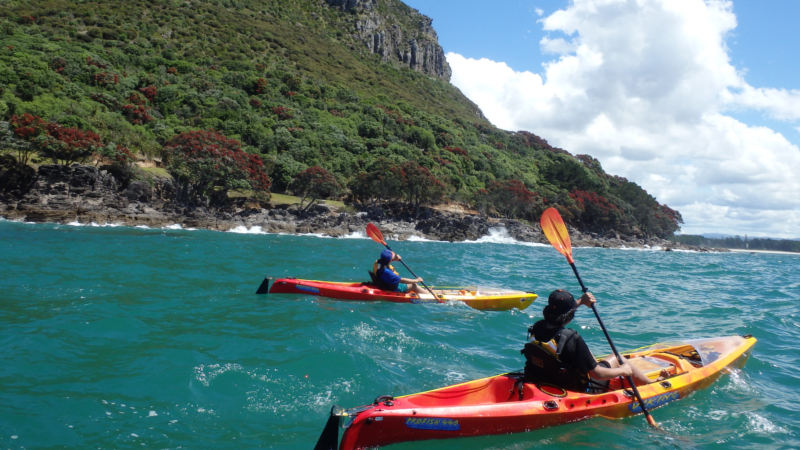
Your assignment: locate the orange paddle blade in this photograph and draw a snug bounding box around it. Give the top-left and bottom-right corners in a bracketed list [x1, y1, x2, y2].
[366, 223, 386, 246]
[540, 207, 574, 263]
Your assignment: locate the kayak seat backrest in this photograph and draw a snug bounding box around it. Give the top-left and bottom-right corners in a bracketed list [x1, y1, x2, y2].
[368, 270, 379, 285]
[521, 329, 590, 392]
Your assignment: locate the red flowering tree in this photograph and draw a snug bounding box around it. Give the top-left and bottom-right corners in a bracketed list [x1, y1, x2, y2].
[138, 85, 157, 102]
[42, 124, 102, 165]
[289, 166, 342, 212]
[122, 92, 154, 124]
[479, 179, 541, 219]
[347, 159, 445, 209]
[568, 189, 622, 231]
[396, 161, 446, 208]
[163, 130, 271, 206]
[9, 113, 46, 166]
[272, 105, 293, 120]
[10, 113, 102, 165]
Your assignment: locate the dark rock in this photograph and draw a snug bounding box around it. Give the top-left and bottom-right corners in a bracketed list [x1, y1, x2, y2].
[0, 163, 705, 251]
[124, 181, 152, 202]
[365, 204, 385, 221]
[416, 212, 490, 241]
[0, 155, 36, 197]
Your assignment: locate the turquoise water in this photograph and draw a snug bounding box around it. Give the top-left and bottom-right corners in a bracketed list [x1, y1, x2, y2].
[1, 219, 798, 449]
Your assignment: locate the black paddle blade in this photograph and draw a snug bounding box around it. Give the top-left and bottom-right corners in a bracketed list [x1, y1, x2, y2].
[313, 406, 341, 450]
[255, 277, 271, 295]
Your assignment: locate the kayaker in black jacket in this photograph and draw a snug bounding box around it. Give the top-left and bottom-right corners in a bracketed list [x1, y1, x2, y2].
[522, 289, 651, 392]
[372, 249, 424, 294]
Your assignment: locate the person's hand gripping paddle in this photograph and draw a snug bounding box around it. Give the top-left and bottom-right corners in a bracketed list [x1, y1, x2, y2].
[540, 207, 658, 428]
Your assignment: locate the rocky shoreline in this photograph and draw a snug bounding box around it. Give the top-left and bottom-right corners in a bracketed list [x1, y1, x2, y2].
[0, 163, 707, 251]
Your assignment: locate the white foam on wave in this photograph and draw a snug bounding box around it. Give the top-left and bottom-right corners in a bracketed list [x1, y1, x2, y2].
[406, 234, 436, 242]
[617, 245, 665, 252]
[746, 411, 787, 434]
[228, 225, 266, 234]
[66, 220, 122, 228]
[616, 245, 712, 254]
[471, 226, 517, 244]
[462, 226, 549, 248]
[298, 232, 333, 238]
[60, 220, 196, 232]
[0, 216, 32, 224]
[193, 362, 245, 387]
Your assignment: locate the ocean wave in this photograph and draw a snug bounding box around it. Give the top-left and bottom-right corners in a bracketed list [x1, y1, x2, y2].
[227, 225, 267, 234]
[461, 226, 549, 248]
[405, 234, 437, 242]
[66, 220, 122, 228]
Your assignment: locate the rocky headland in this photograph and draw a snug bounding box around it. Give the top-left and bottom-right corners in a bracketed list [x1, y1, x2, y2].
[0, 163, 703, 250]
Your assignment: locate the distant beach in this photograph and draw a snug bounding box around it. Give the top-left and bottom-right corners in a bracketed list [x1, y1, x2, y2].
[727, 248, 800, 256]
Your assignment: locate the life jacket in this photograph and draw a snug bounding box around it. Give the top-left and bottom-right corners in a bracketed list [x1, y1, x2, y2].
[370, 261, 399, 290]
[521, 328, 589, 391]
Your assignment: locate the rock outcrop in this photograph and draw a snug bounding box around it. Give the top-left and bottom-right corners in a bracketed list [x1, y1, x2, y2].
[0, 163, 702, 251]
[325, 0, 452, 81]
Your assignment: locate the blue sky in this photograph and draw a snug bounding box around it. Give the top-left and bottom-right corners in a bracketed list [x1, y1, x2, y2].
[403, 0, 800, 239]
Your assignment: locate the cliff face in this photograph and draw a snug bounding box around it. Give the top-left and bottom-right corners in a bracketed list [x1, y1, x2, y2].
[325, 0, 452, 81]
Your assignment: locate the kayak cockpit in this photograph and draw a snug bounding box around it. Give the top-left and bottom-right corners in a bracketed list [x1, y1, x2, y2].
[398, 374, 522, 408]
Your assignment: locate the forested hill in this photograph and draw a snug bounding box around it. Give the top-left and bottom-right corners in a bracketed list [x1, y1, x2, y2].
[0, 0, 682, 239]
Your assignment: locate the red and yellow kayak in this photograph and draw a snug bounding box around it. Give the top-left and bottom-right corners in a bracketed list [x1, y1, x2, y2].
[258, 277, 537, 311]
[318, 334, 755, 449]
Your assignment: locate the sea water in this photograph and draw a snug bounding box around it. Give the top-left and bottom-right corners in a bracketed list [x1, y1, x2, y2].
[1, 219, 798, 449]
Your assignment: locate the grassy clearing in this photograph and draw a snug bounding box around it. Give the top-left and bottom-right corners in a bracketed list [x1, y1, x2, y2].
[138, 166, 171, 179]
[245, 192, 354, 212]
[270, 192, 301, 205]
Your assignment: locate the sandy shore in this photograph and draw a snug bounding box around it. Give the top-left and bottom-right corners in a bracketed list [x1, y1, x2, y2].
[727, 248, 800, 256]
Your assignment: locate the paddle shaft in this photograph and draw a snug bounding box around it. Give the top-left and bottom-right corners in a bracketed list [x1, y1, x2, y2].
[381, 243, 442, 302]
[567, 260, 657, 426]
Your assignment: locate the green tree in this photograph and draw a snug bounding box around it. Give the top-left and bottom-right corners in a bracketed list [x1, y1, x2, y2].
[348, 157, 404, 205]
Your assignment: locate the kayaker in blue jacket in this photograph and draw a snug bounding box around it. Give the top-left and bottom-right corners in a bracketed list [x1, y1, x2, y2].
[522, 289, 652, 392]
[373, 249, 424, 294]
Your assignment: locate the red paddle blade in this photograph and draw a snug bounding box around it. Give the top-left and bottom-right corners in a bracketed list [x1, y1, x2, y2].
[366, 223, 386, 246]
[540, 207, 574, 263]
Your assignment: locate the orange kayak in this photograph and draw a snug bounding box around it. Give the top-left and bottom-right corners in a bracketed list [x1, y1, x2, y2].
[258, 277, 537, 311]
[317, 334, 755, 449]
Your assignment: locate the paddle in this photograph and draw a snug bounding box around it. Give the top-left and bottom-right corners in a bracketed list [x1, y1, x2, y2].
[540, 207, 658, 428]
[365, 222, 442, 303]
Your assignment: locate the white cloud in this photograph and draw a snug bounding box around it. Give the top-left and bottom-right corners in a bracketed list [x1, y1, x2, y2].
[446, 0, 800, 238]
[539, 37, 574, 54]
[727, 85, 800, 121]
